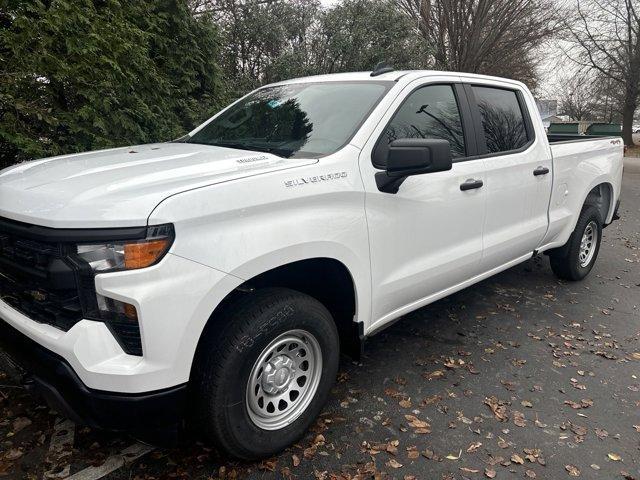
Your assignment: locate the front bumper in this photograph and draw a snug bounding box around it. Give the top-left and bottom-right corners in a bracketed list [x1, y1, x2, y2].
[0, 318, 187, 434]
[0, 252, 241, 393]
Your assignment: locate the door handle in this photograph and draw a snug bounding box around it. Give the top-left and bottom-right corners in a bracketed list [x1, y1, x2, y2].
[460, 178, 483, 191]
[533, 166, 550, 176]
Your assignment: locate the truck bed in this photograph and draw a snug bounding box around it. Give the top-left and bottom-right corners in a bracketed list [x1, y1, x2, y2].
[547, 133, 619, 143]
[540, 135, 624, 253]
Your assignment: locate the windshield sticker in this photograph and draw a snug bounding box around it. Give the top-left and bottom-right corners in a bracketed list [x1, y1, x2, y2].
[284, 172, 347, 187]
[267, 99, 282, 109]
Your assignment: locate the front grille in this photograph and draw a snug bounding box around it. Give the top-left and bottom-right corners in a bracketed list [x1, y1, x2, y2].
[0, 217, 145, 357]
[0, 230, 83, 331]
[0, 234, 62, 269]
[0, 272, 82, 330]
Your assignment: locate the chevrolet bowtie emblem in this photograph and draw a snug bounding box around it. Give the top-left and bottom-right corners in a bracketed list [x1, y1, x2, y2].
[29, 290, 47, 302]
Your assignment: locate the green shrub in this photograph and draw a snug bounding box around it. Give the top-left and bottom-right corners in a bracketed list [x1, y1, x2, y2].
[0, 0, 224, 168]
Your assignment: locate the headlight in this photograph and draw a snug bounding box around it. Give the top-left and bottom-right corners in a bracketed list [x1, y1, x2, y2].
[71, 224, 174, 356]
[76, 224, 174, 272]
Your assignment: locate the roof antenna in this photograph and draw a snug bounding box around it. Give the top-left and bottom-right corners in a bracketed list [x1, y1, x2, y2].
[370, 61, 394, 77]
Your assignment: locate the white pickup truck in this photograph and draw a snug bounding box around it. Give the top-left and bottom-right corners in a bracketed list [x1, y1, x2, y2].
[0, 69, 623, 459]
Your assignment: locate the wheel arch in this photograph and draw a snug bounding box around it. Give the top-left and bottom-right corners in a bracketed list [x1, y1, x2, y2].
[583, 181, 614, 224]
[190, 257, 363, 382]
[546, 181, 613, 258]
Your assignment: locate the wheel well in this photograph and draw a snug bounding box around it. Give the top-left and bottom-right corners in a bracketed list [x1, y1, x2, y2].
[584, 183, 613, 223]
[196, 258, 361, 364]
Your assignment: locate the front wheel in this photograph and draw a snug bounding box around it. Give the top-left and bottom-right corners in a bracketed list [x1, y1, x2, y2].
[549, 205, 603, 281]
[192, 288, 340, 460]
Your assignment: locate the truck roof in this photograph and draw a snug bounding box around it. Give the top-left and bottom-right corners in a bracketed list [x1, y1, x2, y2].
[270, 70, 528, 90]
[270, 70, 413, 84]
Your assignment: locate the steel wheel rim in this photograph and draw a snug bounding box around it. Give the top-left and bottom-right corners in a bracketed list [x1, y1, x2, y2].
[579, 221, 598, 267]
[246, 329, 323, 430]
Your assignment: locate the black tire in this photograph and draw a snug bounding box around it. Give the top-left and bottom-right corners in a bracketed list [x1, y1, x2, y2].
[192, 288, 340, 460]
[549, 205, 602, 281]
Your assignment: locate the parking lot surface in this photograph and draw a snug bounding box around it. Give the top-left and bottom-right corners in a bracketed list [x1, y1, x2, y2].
[1, 171, 639, 479]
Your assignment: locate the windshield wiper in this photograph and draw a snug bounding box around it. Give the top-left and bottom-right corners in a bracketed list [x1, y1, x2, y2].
[205, 141, 293, 158]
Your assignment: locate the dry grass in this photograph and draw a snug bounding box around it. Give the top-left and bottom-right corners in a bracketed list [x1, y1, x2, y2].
[626, 145, 640, 157]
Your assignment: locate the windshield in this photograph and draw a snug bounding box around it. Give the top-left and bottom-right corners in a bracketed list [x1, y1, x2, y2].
[186, 81, 391, 158]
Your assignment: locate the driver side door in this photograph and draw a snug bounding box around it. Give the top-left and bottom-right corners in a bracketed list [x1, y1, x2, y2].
[359, 78, 487, 331]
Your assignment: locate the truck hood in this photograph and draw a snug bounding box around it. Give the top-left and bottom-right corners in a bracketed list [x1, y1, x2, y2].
[0, 143, 316, 228]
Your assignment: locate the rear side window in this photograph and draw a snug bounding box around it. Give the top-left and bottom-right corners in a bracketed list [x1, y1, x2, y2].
[471, 86, 529, 154]
[379, 84, 466, 160]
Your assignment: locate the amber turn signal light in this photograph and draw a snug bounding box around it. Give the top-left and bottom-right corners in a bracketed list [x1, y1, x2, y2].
[124, 239, 172, 269]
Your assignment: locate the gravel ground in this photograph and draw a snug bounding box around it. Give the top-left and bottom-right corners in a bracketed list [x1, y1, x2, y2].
[1, 172, 639, 480]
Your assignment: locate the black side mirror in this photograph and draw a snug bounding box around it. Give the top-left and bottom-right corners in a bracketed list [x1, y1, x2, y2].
[375, 139, 453, 193]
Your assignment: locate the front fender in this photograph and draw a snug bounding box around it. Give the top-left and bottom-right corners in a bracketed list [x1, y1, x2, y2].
[148, 148, 372, 331]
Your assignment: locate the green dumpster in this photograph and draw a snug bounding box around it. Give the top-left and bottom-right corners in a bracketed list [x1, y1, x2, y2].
[585, 123, 623, 138]
[548, 122, 580, 134]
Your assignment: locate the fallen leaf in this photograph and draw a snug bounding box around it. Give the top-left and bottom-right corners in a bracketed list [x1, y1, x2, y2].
[608, 453, 622, 461]
[407, 448, 420, 460]
[484, 396, 509, 422]
[12, 417, 31, 434]
[422, 449, 435, 460]
[565, 464, 580, 476]
[485, 467, 497, 478]
[513, 410, 527, 427]
[446, 449, 462, 460]
[466, 442, 482, 453]
[386, 439, 399, 455]
[460, 467, 479, 473]
[424, 370, 445, 380]
[404, 415, 431, 432]
[386, 459, 403, 469]
[571, 424, 587, 436]
[3, 449, 22, 461]
[259, 459, 277, 472]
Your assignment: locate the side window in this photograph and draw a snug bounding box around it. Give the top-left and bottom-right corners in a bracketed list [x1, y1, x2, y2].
[379, 85, 466, 161]
[471, 86, 529, 153]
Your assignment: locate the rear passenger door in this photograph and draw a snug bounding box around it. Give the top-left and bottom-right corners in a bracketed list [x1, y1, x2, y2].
[464, 83, 553, 272]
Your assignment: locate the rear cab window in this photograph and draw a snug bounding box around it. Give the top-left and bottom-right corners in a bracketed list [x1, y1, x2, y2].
[470, 86, 532, 155]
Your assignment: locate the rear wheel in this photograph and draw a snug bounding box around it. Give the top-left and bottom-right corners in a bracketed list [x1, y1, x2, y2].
[550, 205, 602, 281]
[193, 288, 339, 460]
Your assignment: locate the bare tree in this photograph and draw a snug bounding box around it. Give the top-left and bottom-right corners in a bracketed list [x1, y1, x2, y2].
[556, 72, 599, 120]
[187, 0, 428, 95]
[565, 0, 639, 145]
[591, 71, 624, 123]
[393, 0, 560, 88]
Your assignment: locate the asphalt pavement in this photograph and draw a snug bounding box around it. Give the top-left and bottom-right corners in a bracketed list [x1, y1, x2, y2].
[1, 171, 639, 480]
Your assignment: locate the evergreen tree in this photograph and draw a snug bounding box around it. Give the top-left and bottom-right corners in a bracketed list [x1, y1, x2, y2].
[0, 0, 224, 167]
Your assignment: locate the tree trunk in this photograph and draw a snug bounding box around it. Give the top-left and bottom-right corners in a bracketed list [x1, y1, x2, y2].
[622, 96, 637, 146]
